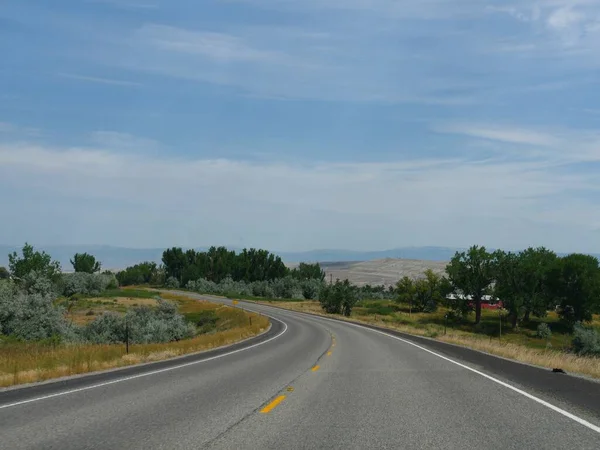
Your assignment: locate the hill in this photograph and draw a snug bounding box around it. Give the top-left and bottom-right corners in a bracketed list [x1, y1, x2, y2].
[318, 258, 448, 287]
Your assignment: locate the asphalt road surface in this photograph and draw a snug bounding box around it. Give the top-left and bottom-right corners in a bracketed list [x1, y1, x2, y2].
[1, 293, 599, 449]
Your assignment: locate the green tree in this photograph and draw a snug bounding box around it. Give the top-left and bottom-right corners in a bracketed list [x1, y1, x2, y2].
[445, 245, 495, 325]
[396, 276, 415, 313]
[494, 247, 557, 328]
[550, 254, 600, 325]
[291, 262, 326, 281]
[396, 271, 445, 313]
[70, 252, 102, 274]
[116, 262, 158, 286]
[8, 243, 61, 282]
[162, 247, 188, 283]
[0, 267, 9, 280]
[319, 279, 358, 316]
[414, 270, 444, 313]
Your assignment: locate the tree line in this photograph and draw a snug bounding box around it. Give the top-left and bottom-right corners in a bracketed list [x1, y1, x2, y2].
[395, 246, 600, 330]
[3, 243, 599, 333]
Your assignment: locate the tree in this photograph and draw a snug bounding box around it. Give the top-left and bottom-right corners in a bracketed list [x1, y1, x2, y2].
[550, 254, 600, 325]
[414, 270, 444, 313]
[70, 253, 102, 274]
[396, 276, 415, 313]
[291, 263, 326, 282]
[0, 267, 9, 280]
[319, 279, 358, 316]
[445, 245, 495, 325]
[162, 247, 187, 284]
[116, 262, 158, 286]
[396, 271, 445, 313]
[8, 243, 61, 282]
[493, 247, 557, 328]
[493, 250, 525, 328]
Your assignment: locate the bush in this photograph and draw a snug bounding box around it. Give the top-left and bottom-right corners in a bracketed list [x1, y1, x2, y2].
[127, 299, 195, 343]
[61, 273, 117, 297]
[536, 323, 552, 340]
[271, 276, 303, 299]
[571, 323, 600, 356]
[319, 280, 358, 316]
[83, 312, 125, 344]
[22, 270, 58, 296]
[301, 279, 322, 300]
[165, 277, 180, 289]
[0, 287, 71, 341]
[83, 299, 195, 344]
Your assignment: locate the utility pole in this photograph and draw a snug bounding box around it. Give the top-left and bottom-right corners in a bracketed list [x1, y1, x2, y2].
[330, 274, 333, 285]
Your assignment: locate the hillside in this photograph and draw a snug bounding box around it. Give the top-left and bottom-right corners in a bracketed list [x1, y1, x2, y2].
[318, 258, 448, 287]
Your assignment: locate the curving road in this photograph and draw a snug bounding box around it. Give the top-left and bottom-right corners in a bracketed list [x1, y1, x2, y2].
[1, 293, 599, 449]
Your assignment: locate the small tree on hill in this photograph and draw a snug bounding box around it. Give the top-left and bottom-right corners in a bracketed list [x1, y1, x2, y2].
[0, 267, 9, 280]
[291, 262, 326, 281]
[71, 253, 102, 274]
[8, 243, 61, 282]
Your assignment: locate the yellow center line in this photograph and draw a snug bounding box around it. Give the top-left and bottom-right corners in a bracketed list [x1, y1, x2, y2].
[312, 365, 320, 372]
[260, 395, 286, 414]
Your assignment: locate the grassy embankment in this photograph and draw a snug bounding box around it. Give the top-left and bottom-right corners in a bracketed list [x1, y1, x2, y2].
[0, 289, 269, 388]
[253, 298, 600, 379]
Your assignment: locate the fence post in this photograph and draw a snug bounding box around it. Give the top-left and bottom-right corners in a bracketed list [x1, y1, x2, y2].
[125, 317, 129, 354]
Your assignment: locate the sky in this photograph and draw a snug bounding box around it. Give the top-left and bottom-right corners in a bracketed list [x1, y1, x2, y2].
[1, 0, 600, 253]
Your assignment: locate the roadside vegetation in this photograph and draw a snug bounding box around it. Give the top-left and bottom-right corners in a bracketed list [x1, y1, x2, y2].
[0, 244, 268, 388]
[3, 242, 599, 384]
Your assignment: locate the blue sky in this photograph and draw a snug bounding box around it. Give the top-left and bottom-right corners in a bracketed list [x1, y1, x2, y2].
[1, 0, 600, 253]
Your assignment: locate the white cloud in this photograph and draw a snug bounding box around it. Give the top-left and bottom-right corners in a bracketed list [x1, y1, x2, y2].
[432, 123, 560, 146]
[134, 25, 287, 64]
[1, 135, 599, 251]
[547, 6, 585, 30]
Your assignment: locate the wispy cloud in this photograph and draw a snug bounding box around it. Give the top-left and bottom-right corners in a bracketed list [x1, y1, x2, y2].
[135, 25, 286, 64]
[1, 132, 599, 250]
[433, 123, 560, 146]
[57, 73, 142, 87]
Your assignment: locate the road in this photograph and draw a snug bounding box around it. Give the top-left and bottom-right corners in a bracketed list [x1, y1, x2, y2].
[1, 293, 599, 449]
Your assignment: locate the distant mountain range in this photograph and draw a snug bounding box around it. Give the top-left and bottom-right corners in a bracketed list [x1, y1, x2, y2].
[0, 244, 598, 270]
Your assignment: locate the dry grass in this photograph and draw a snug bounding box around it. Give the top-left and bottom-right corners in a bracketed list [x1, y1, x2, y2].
[0, 294, 269, 388]
[255, 300, 600, 380]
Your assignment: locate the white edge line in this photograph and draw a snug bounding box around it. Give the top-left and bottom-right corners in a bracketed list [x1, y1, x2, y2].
[270, 306, 600, 435]
[0, 314, 288, 410]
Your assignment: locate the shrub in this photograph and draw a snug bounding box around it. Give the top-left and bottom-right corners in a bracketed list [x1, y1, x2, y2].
[301, 279, 322, 300]
[83, 299, 195, 344]
[571, 323, 600, 356]
[126, 299, 195, 343]
[0, 287, 70, 341]
[61, 273, 116, 297]
[536, 323, 552, 340]
[165, 276, 180, 289]
[271, 276, 303, 299]
[319, 279, 358, 316]
[21, 270, 58, 296]
[83, 312, 125, 344]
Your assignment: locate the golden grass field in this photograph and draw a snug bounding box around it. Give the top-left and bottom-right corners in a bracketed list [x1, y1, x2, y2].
[0, 291, 269, 388]
[255, 299, 600, 380]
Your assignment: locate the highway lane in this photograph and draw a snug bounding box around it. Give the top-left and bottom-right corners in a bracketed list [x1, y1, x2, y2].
[1, 294, 600, 449]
